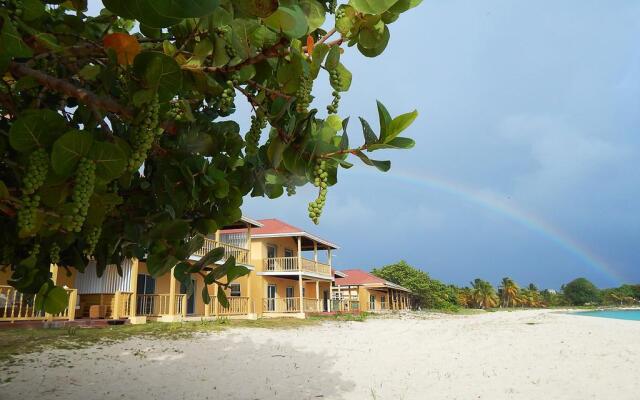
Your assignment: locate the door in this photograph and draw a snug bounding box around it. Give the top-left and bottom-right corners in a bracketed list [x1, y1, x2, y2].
[286, 286, 295, 311]
[369, 294, 376, 310]
[136, 274, 156, 315]
[323, 290, 329, 312]
[180, 278, 196, 315]
[267, 284, 276, 311]
[266, 245, 277, 270]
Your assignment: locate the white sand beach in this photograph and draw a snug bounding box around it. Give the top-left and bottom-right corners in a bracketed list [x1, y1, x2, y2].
[3, 309, 640, 400]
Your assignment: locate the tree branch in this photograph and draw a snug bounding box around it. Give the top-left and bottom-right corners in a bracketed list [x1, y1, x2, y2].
[9, 62, 133, 119]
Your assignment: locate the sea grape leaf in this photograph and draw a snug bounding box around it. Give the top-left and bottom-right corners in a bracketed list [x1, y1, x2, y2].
[51, 130, 94, 178]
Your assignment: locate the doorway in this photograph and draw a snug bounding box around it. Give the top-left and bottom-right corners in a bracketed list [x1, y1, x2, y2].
[136, 274, 155, 315]
[323, 290, 329, 312]
[285, 286, 295, 311]
[267, 284, 276, 311]
[180, 278, 196, 315]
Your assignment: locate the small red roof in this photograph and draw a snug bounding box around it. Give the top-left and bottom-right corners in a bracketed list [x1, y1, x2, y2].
[335, 269, 412, 292]
[335, 269, 386, 286]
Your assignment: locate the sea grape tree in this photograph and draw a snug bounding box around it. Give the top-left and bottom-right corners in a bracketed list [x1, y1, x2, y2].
[0, 0, 419, 312]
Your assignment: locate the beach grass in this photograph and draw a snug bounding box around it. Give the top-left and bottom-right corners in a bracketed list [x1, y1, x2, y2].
[0, 318, 322, 363]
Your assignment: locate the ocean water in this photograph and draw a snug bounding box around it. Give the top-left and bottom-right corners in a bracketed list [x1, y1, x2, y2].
[573, 309, 640, 321]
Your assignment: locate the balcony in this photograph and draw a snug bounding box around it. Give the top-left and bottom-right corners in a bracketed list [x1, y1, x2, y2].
[263, 257, 331, 276]
[0, 285, 78, 322]
[193, 237, 250, 265]
[262, 297, 322, 313]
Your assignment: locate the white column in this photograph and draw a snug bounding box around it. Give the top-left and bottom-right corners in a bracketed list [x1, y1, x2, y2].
[297, 235, 303, 313]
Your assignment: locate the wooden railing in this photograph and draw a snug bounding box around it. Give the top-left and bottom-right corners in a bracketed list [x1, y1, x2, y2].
[0, 285, 77, 322]
[263, 257, 331, 276]
[112, 291, 133, 319]
[136, 294, 186, 317]
[208, 297, 250, 315]
[262, 297, 301, 313]
[303, 298, 320, 312]
[330, 299, 360, 312]
[194, 238, 249, 265]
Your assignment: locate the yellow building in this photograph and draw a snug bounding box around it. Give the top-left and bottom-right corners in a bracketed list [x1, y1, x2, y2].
[0, 217, 261, 324]
[221, 218, 338, 318]
[333, 269, 412, 312]
[1, 217, 349, 324]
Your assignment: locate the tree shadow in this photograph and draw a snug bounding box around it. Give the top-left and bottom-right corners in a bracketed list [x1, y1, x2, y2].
[3, 331, 356, 400]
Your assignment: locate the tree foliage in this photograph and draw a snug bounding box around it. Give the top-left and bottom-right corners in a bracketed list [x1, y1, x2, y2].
[0, 0, 421, 312]
[371, 260, 458, 309]
[562, 278, 601, 306]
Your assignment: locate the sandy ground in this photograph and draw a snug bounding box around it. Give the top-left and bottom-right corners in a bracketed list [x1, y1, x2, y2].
[2, 309, 640, 400]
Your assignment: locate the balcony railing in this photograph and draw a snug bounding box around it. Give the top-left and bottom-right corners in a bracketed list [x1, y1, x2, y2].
[193, 238, 249, 265]
[262, 297, 301, 313]
[112, 290, 133, 319]
[330, 299, 360, 312]
[263, 257, 331, 276]
[0, 285, 77, 322]
[208, 296, 250, 316]
[136, 294, 186, 317]
[261, 298, 323, 313]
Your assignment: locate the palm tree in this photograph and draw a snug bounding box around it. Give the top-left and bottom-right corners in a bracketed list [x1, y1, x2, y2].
[457, 287, 473, 308]
[470, 279, 499, 309]
[499, 277, 520, 308]
[519, 287, 543, 308]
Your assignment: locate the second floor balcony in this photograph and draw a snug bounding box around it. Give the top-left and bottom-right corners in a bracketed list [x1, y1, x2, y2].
[263, 257, 332, 276]
[193, 237, 250, 265]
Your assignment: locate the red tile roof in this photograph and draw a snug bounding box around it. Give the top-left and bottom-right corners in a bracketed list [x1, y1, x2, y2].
[250, 218, 306, 235]
[222, 218, 338, 249]
[335, 269, 412, 292]
[335, 269, 386, 285]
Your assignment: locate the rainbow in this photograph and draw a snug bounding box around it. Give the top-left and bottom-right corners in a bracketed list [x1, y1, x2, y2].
[355, 168, 626, 284]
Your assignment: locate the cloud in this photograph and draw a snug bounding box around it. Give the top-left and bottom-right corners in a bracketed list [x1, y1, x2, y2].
[499, 114, 632, 198]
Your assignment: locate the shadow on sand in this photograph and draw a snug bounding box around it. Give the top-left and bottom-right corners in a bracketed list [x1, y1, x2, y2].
[3, 332, 356, 400]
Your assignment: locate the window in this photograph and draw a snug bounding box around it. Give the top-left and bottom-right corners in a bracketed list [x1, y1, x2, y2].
[267, 244, 277, 258]
[266, 245, 277, 270]
[369, 294, 376, 310]
[229, 283, 241, 297]
[284, 248, 294, 257]
[302, 287, 306, 297]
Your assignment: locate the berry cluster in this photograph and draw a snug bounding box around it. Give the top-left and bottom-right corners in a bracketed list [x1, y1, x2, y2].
[17, 194, 39, 233]
[245, 114, 266, 156]
[29, 243, 40, 258]
[50, 243, 60, 264]
[22, 148, 49, 195]
[296, 73, 313, 114]
[328, 0, 337, 14]
[84, 226, 101, 256]
[67, 158, 95, 233]
[127, 95, 160, 172]
[216, 27, 236, 59]
[286, 180, 296, 196]
[335, 7, 346, 19]
[327, 69, 342, 114]
[219, 81, 236, 113]
[166, 101, 185, 121]
[308, 160, 328, 224]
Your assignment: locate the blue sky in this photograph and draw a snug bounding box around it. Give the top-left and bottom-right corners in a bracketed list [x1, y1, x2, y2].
[241, 1, 640, 289]
[90, 1, 639, 289]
